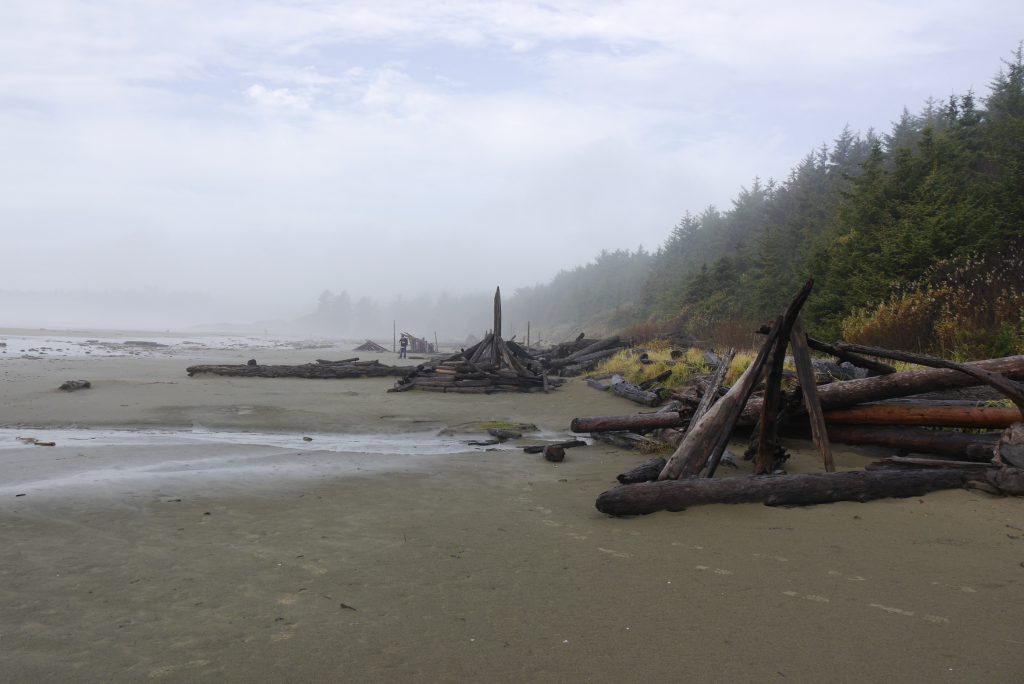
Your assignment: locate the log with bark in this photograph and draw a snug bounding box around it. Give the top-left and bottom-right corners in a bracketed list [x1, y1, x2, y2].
[821, 404, 1021, 429]
[789, 318, 834, 472]
[836, 343, 1024, 415]
[596, 468, 1002, 516]
[995, 422, 1024, 469]
[742, 355, 1024, 421]
[617, 457, 668, 484]
[816, 424, 999, 460]
[571, 412, 686, 434]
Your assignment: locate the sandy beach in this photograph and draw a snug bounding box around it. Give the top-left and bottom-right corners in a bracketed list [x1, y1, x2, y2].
[1, 329, 1022, 683]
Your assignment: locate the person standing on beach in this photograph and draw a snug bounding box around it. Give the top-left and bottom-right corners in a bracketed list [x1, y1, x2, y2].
[399, 335, 408, 359]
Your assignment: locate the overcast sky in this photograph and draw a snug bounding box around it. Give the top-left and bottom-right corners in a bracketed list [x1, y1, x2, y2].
[1, 1, 1022, 320]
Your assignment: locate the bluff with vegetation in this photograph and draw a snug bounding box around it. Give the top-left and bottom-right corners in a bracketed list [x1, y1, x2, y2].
[509, 47, 1024, 359]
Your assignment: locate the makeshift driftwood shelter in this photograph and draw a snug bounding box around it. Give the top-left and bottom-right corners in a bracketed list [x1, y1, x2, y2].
[354, 340, 388, 352]
[582, 280, 1024, 515]
[390, 287, 563, 394]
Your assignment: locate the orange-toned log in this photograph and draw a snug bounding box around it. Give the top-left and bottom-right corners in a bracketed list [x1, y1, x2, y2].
[822, 404, 1021, 429]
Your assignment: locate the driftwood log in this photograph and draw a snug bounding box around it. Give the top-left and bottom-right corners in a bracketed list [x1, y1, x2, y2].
[617, 457, 668, 484]
[822, 404, 1021, 429]
[610, 378, 661, 407]
[836, 343, 1024, 414]
[571, 412, 685, 433]
[819, 424, 999, 460]
[789, 318, 834, 472]
[596, 468, 986, 516]
[186, 361, 408, 378]
[742, 355, 1024, 421]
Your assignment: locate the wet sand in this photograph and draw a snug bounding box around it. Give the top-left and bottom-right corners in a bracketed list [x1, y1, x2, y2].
[1, 330, 1022, 682]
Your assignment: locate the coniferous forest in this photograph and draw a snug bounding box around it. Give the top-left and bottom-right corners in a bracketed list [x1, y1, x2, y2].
[507, 46, 1024, 359]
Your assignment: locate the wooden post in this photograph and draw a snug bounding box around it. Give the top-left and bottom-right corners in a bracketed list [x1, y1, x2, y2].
[393, 320, 396, 353]
[790, 317, 835, 472]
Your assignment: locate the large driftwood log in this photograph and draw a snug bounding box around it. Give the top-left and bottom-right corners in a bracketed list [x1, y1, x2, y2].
[743, 355, 1024, 421]
[571, 412, 685, 433]
[819, 424, 999, 460]
[756, 325, 897, 375]
[597, 469, 974, 516]
[186, 362, 409, 378]
[610, 378, 661, 407]
[660, 318, 783, 480]
[755, 282, 815, 474]
[790, 318, 834, 472]
[836, 343, 1024, 415]
[995, 423, 1024, 469]
[822, 404, 1021, 429]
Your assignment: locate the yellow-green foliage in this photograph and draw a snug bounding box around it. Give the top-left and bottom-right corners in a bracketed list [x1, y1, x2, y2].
[593, 342, 753, 388]
[841, 244, 1024, 360]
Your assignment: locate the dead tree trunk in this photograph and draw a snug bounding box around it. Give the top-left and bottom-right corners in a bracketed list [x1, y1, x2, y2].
[822, 404, 1021, 429]
[597, 469, 972, 516]
[790, 317, 834, 472]
[571, 413, 686, 433]
[818, 424, 999, 460]
[742, 355, 1024, 421]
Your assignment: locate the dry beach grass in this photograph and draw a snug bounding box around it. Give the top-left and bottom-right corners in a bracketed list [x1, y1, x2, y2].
[1, 329, 1022, 682]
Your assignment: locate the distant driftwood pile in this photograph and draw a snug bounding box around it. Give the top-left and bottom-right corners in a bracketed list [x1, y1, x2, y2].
[391, 288, 564, 394]
[186, 358, 408, 379]
[571, 280, 1024, 515]
[354, 340, 388, 353]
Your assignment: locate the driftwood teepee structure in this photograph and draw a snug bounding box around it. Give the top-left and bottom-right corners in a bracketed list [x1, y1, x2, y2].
[390, 287, 561, 394]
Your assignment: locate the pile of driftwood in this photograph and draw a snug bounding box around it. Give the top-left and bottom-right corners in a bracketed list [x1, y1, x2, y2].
[354, 340, 388, 352]
[576, 280, 1024, 515]
[390, 288, 564, 394]
[186, 358, 408, 379]
[534, 334, 628, 377]
[402, 333, 434, 354]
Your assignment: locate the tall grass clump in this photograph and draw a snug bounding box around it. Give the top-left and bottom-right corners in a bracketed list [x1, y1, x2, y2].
[842, 239, 1024, 360]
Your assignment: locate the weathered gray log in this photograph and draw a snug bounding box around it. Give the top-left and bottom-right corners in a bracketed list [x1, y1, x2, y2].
[836, 343, 1024, 415]
[742, 355, 1024, 421]
[755, 280, 815, 475]
[597, 469, 973, 516]
[662, 281, 814, 480]
[639, 370, 673, 390]
[488, 428, 522, 440]
[571, 412, 685, 433]
[610, 380, 661, 407]
[522, 440, 586, 454]
[586, 378, 610, 391]
[59, 380, 91, 391]
[617, 457, 668, 484]
[790, 318, 834, 472]
[549, 348, 620, 371]
[995, 423, 1024, 468]
[822, 404, 1021, 429]
[819, 424, 999, 460]
[187, 362, 408, 378]
[693, 348, 735, 423]
[591, 431, 658, 450]
[316, 357, 359, 365]
[660, 319, 781, 480]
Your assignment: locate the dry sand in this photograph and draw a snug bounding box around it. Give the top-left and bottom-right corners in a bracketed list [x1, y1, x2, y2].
[1, 329, 1022, 683]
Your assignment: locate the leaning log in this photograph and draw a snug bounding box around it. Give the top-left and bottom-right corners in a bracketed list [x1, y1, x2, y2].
[822, 404, 1021, 429]
[571, 412, 686, 434]
[596, 469, 974, 516]
[836, 343, 1024, 414]
[742, 355, 1024, 421]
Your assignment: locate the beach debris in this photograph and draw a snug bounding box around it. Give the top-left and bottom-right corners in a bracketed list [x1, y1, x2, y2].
[522, 440, 586, 454]
[467, 439, 500, 446]
[185, 359, 408, 379]
[17, 436, 55, 446]
[302, 436, 313, 442]
[543, 445, 565, 462]
[59, 379, 91, 391]
[487, 427, 522, 441]
[391, 288, 563, 394]
[438, 421, 538, 436]
[124, 340, 167, 347]
[354, 340, 388, 352]
[586, 280, 1024, 515]
[247, 359, 258, 366]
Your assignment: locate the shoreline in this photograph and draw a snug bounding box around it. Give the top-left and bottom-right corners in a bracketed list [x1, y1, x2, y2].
[2, 330, 1022, 682]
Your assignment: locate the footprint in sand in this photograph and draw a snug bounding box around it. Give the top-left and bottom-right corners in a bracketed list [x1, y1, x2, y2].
[930, 581, 976, 593]
[695, 565, 734, 576]
[565, 532, 588, 541]
[597, 547, 630, 559]
[753, 552, 788, 563]
[147, 665, 176, 679]
[827, 570, 865, 581]
[671, 542, 704, 550]
[542, 519, 561, 528]
[868, 603, 950, 624]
